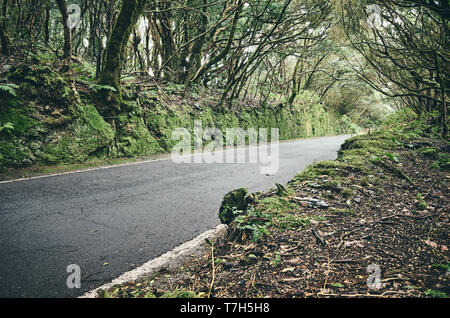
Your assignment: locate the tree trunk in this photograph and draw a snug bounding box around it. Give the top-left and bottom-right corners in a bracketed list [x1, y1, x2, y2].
[44, 5, 50, 44]
[0, 0, 10, 55]
[0, 22, 10, 55]
[56, 0, 72, 64]
[98, 0, 148, 115]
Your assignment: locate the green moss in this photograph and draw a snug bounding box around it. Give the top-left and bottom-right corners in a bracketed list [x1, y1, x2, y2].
[257, 196, 298, 214]
[116, 102, 164, 157]
[416, 193, 428, 210]
[0, 139, 33, 169]
[321, 180, 346, 193]
[141, 90, 357, 154]
[275, 213, 310, 230]
[292, 159, 367, 184]
[218, 188, 251, 224]
[341, 188, 354, 199]
[420, 147, 438, 158]
[160, 289, 202, 298]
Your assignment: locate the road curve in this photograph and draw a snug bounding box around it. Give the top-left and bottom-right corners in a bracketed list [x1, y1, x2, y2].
[0, 135, 350, 297]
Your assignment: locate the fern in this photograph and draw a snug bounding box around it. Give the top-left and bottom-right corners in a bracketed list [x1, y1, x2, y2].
[89, 84, 117, 92]
[0, 83, 19, 97]
[0, 122, 14, 133]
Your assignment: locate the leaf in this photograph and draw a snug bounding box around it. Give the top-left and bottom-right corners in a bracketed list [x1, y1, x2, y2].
[424, 240, 438, 249]
[424, 289, 448, 298]
[0, 83, 19, 97]
[385, 152, 399, 163]
[0, 122, 14, 132]
[331, 283, 345, 288]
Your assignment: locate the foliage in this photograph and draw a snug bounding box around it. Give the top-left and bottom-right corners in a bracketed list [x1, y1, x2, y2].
[0, 122, 14, 133]
[424, 289, 448, 298]
[88, 84, 117, 92]
[0, 83, 19, 97]
[234, 206, 272, 242]
[338, 0, 449, 136]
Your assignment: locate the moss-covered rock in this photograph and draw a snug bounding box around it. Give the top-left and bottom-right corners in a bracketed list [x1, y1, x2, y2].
[219, 188, 251, 224]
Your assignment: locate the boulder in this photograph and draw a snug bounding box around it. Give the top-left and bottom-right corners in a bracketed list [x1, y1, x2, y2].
[218, 188, 251, 224]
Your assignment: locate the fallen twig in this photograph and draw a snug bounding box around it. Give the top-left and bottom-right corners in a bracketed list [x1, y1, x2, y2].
[206, 239, 215, 298]
[312, 228, 327, 246]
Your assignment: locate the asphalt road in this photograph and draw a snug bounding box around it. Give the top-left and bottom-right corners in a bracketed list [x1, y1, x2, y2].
[0, 135, 350, 298]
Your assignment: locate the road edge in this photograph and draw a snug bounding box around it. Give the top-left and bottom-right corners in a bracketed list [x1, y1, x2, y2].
[0, 134, 355, 184]
[80, 224, 228, 298]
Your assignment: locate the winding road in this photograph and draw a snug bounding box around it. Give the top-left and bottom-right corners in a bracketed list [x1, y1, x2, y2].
[0, 135, 350, 297]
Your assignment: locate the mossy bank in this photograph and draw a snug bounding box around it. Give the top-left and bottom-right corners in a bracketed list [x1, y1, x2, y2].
[0, 63, 357, 172]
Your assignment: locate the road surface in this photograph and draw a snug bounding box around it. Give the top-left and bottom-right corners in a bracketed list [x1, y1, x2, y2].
[0, 135, 350, 297]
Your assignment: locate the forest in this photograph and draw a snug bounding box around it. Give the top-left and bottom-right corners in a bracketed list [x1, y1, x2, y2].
[0, 0, 448, 168]
[0, 0, 448, 300]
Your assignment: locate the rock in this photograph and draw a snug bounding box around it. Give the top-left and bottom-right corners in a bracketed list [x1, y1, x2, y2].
[293, 197, 329, 209]
[315, 200, 330, 209]
[354, 197, 361, 203]
[218, 188, 252, 224]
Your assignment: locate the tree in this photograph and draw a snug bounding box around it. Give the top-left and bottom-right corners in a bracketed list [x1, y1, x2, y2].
[56, 0, 72, 64]
[98, 0, 147, 115]
[338, 0, 449, 136]
[0, 0, 11, 55]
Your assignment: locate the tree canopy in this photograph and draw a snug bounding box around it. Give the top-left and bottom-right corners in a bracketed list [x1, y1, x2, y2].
[0, 0, 447, 134]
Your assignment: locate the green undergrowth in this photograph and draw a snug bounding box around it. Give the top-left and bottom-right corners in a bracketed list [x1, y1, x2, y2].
[230, 192, 330, 241]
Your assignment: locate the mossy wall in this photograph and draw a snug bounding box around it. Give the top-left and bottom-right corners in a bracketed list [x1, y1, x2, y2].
[0, 65, 357, 171]
[136, 90, 357, 154]
[0, 65, 114, 170]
